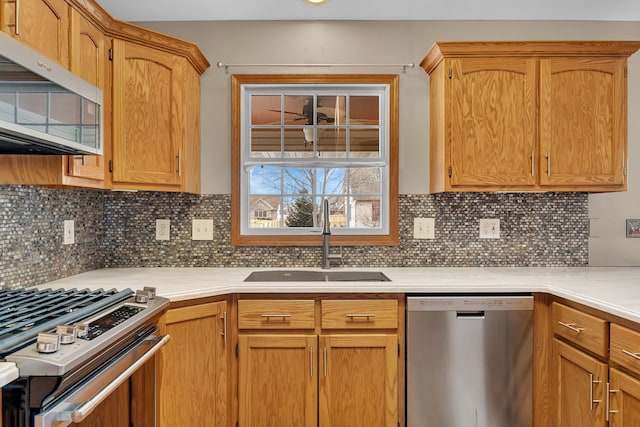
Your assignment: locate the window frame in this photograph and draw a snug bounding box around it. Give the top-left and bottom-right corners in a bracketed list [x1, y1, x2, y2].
[231, 74, 399, 247]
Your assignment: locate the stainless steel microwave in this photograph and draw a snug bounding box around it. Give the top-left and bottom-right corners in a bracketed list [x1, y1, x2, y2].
[0, 31, 103, 155]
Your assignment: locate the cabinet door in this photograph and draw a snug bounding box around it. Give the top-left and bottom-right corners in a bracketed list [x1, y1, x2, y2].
[540, 58, 626, 187]
[319, 334, 398, 427]
[449, 57, 537, 187]
[0, 0, 69, 66]
[552, 338, 608, 427]
[65, 9, 107, 186]
[111, 39, 183, 188]
[158, 301, 228, 427]
[238, 334, 317, 427]
[609, 367, 640, 427]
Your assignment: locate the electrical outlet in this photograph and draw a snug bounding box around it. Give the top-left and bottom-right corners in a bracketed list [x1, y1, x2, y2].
[63, 220, 75, 245]
[156, 219, 170, 241]
[192, 219, 214, 240]
[479, 218, 500, 239]
[414, 217, 435, 239]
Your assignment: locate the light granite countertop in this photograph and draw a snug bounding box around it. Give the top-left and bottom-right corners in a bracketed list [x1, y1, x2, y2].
[39, 266, 640, 323]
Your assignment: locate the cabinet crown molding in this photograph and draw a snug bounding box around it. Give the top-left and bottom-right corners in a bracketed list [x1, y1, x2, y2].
[420, 40, 640, 74]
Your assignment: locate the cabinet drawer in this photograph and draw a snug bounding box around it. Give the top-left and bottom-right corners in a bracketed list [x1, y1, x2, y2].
[237, 300, 315, 329]
[321, 299, 397, 329]
[610, 323, 640, 375]
[552, 302, 608, 357]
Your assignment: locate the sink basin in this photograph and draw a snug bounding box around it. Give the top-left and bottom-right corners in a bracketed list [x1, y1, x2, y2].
[243, 270, 391, 282]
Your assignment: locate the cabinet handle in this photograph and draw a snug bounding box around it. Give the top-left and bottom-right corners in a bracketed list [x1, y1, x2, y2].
[177, 150, 182, 177]
[546, 152, 551, 176]
[606, 382, 619, 422]
[221, 311, 227, 344]
[14, 0, 20, 35]
[622, 349, 640, 360]
[531, 151, 535, 177]
[589, 373, 602, 410]
[345, 313, 376, 318]
[260, 313, 291, 318]
[310, 346, 313, 378]
[558, 321, 585, 333]
[323, 346, 327, 377]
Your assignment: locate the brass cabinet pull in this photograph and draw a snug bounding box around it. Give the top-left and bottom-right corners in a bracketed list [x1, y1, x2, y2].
[547, 152, 551, 176]
[558, 321, 585, 333]
[345, 313, 376, 318]
[309, 346, 313, 378]
[531, 151, 535, 177]
[177, 150, 182, 177]
[15, 0, 20, 35]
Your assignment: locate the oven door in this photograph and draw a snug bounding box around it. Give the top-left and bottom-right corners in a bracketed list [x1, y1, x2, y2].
[33, 333, 170, 427]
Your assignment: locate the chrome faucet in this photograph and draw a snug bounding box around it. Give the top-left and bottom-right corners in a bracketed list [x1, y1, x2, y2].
[321, 199, 341, 269]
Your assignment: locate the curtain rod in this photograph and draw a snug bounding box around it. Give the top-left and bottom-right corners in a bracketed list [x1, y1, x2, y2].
[216, 62, 415, 73]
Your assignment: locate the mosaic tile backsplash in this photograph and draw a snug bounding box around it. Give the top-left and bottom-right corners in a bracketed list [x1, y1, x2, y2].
[0, 185, 588, 288]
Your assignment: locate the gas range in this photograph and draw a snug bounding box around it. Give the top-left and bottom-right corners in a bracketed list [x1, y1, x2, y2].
[0, 286, 170, 427]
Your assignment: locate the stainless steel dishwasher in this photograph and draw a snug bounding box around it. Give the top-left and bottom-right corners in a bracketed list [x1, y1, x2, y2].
[407, 294, 533, 427]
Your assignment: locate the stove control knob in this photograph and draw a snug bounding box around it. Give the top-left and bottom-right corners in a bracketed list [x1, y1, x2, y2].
[75, 323, 89, 339]
[36, 332, 60, 353]
[135, 290, 151, 303]
[56, 325, 77, 345]
[143, 286, 157, 299]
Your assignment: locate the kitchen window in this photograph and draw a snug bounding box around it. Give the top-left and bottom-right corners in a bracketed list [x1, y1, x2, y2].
[231, 75, 398, 246]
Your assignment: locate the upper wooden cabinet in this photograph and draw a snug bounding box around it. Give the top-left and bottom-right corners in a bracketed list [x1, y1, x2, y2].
[110, 38, 200, 192]
[0, 0, 70, 66]
[0, 0, 209, 193]
[421, 41, 640, 193]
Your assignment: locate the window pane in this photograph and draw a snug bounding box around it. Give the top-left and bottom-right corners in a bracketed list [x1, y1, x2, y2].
[315, 168, 346, 195]
[282, 168, 314, 195]
[283, 194, 317, 228]
[283, 95, 313, 125]
[249, 166, 281, 194]
[349, 168, 381, 195]
[249, 195, 282, 228]
[251, 128, 281, 157]
[350, 96, 379, 125]
[317, 128, 346, 157]
[283, 128, 314, 157]
[351, 197, 382, 228]
[317, 95, 344, 126]
[326, 197, 348, 229]
[350, 128, 380, 157]
[251, 95, 281, 125]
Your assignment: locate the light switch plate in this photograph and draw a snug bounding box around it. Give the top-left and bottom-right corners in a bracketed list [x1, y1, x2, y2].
[156, 219, 170, 241]
[479, 218, 500, 239]
[192, 219, 214, 240]
[414, 217, 435, 239]
[63, 220, 75, 245]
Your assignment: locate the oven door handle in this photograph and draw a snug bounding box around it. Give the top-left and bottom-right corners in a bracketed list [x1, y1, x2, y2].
[70, 334, 170, 423]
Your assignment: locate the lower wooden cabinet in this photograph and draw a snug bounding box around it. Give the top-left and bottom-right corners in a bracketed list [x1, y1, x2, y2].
[236, 296, 402, 427]
[157, 301, 228, 427]
[552, 338, 608, 427]
[238, 334, 318, 427]
[319, 334, 397, 427]
[609, 367, 640, 426]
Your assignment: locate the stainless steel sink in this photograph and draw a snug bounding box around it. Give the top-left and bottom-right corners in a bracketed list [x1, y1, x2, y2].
[243, 270, 391, 282]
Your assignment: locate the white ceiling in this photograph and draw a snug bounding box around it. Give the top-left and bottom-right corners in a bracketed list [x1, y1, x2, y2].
[97, 0, 640, 22]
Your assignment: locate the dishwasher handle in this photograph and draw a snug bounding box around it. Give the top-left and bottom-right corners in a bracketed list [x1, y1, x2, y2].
[456, 311, 485, 319]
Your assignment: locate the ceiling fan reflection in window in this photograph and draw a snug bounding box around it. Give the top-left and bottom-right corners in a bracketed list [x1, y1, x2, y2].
[270, 96, 338, 146]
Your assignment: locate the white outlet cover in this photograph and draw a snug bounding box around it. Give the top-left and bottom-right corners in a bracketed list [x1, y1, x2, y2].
[63, 220, 75, 245]
[479, 218, 500, 239]
[414, 217, 435, 239]
[192, 219, 214, 240]
[156, 219, 170, 241]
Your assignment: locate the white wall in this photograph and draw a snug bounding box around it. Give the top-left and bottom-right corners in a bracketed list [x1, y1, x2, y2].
[140, 20, 640, 265]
